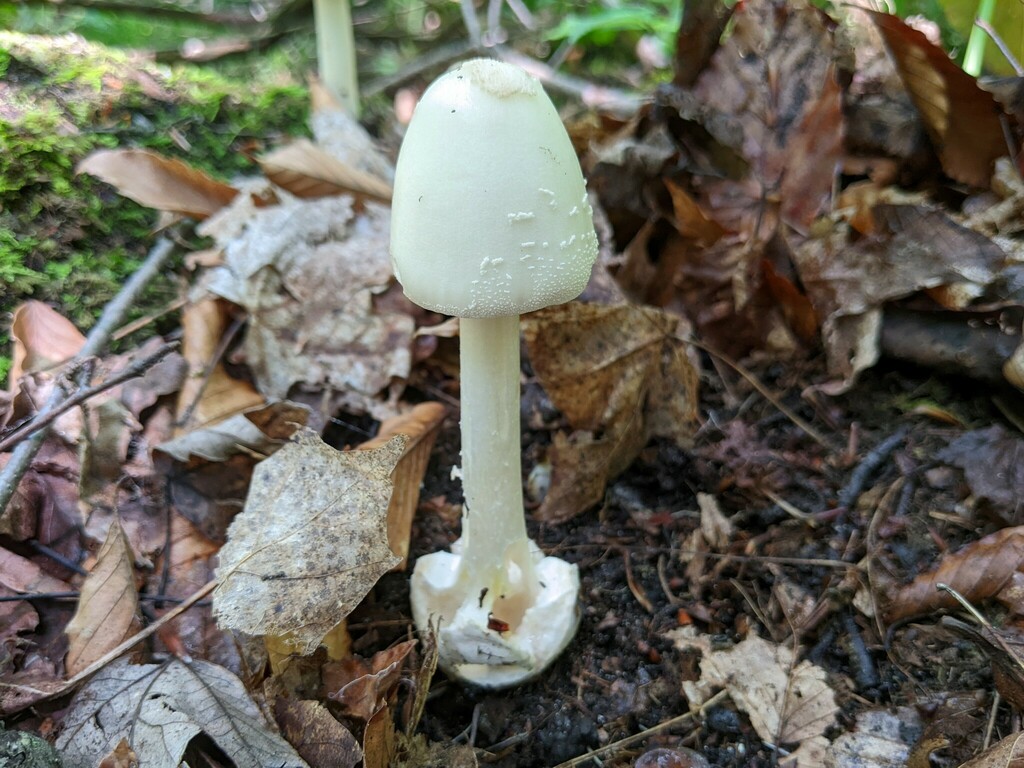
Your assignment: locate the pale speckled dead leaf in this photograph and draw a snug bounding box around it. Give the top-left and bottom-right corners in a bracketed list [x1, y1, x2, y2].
[213, 429, 404, 654]
[55, 658, 308, 768]
[77, 149, 238, 219]
[64, 518, 141, 676]
[203, 195, 413, 418]
[672, 629, 838, 766]
[523, 302, 699, 522]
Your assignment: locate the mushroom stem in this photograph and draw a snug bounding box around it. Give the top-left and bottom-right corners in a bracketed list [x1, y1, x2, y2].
[313, 0, 360, 117]
[458, 315, 537, 620]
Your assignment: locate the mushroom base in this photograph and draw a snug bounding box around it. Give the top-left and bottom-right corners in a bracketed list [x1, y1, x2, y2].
[410, 538, 580, 688]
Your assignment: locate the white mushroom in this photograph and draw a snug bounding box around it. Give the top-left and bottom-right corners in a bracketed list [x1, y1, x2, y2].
[390, 58, 599, 687]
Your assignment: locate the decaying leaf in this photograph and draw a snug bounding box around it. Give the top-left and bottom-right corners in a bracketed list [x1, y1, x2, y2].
[64, 518, 141, 676]
[202, 194, 413, 418]
[259, 139, 393, 204]
[955, 732, 1024, 768]
[884, 527, 1024, 622]
[158, 401, 311, 462]
[325, 640, 416, 721]
[868, 11, 1006, 188]
[824, 708, 922, 768]
[56, 658, 308, 768]
[523, 302, 699, 522]
[937, 426, 1024, 521]
[0, 547, 71, 675]
[273, 698, 362, 768]
[213, 429, 404, 654]
[672, 628, 839, 766]
[77, 148, 238, 219]
[357, 402, 447, 569]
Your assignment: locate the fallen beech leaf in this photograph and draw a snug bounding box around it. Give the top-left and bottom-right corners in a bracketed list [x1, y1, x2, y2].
[868, 11, 1007, 188]
[65, 518, 142, 676]
[938, 426, 1024, 522]
[9, 301, 85, 387]
[358, 402, 447, 568]
[77, 149, 238, 219]
[273, 699, 362, 768]
[56, 658, 308, 768]
[523, 302, 698, 522]
[213, 429, 404, 654]
[259, 139, 393, 204]
[884, 527, 1024, 622]
[325, 640, 416, 721]
[672, 629, 838, 766]
[158, 401, 311, 463]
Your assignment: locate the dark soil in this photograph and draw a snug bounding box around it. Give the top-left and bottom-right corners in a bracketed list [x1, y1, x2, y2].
[345, 354, 1013, 768]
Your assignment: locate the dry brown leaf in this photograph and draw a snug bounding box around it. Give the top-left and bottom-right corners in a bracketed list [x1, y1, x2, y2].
[673, 629, 838, 766]
[213, 429, 404, 654]
[523, 302, 699, 522]
[358, 402, 447, 569]
[324, 640, 416, 721]
[0, 547, 72, 673]
[77, 149, 238, 219]
[868, 11, 1007, 188]
[65, 517, 142, 676]
[56, 658, 308, 768]
[956, 732, 1024, 768]
[273, 699, 362, 768]
[98, 738, 138, 768]
[665, 180, 726, 246]
[884, 527, 1024, 623]
[174, 297, 264, 431]
[159, 401, 310, 463]
[9, 301, 85, 387]
[362, 704, 397, 768]
[259, 139, 393, 204]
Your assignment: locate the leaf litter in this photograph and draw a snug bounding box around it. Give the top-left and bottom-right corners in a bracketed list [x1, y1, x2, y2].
[9, 0, 1024, 764]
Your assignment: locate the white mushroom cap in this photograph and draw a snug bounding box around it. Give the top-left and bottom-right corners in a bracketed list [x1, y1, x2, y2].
[390, 58, 599, 318]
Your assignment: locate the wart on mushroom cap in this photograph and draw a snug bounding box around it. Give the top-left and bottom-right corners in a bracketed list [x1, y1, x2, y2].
[390, 58, 599, 688]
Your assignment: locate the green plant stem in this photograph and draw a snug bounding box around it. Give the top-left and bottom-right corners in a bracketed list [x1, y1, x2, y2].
[313, 0, 360, 116]
[964, 0, 997, 76]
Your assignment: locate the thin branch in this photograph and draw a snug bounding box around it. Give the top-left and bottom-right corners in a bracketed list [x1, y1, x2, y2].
[0, 238, 179, 514]
[22, 0, 260, 26]
[0, 342, 179, 454]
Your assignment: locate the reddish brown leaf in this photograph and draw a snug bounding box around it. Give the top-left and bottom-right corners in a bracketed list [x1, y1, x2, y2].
[98, 738, 138, 768]
[868, 11, 1007, 188]
[77, 149, 238, 219]
[65, 517, 142, 676]
[324, 640, 416, 722]
[779, 67, 843, 231]
[884, 527, 1024, 622]
[273, 699, 362, 768]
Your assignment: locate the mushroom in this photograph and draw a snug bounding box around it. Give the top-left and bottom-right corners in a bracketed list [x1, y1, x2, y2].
[390, 58, 599, 687]
[313, 0, 360, 116]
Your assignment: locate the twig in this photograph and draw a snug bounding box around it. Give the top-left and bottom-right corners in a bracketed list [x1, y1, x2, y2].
[686, 336, 835, 450]
[112, 297, 187, 341]
[495, 46, 645, 115]
[0, 591, 212, 605]
[0, 579, 216, 707]
[551, 689, 728, 768]
[975, 19, 1024, 75]
[837, 428, 908, 511]
[0, 238, 179, 514]
[363, 39, 477, 98]
[0, 342, 178, 453]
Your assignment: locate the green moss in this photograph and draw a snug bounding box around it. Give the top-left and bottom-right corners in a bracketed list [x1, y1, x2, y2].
[0, 31, 309, 377]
